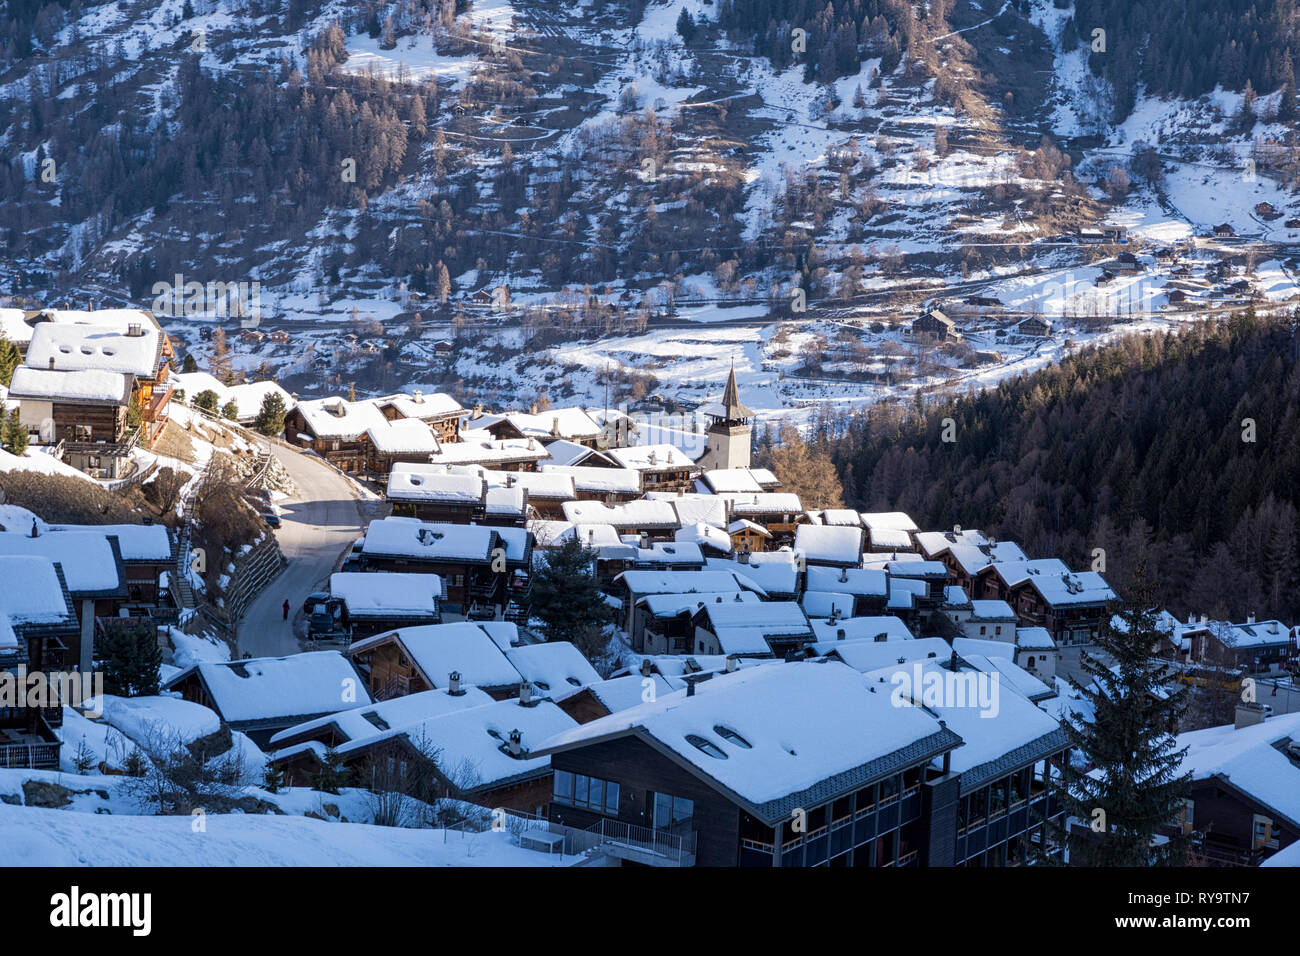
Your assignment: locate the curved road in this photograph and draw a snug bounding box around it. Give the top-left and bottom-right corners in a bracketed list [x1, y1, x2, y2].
[235, 445, 369, 659]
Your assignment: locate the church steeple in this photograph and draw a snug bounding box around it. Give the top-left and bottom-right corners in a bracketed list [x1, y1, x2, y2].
[697, 361, 753, 470]
[716, 363, 754, 423]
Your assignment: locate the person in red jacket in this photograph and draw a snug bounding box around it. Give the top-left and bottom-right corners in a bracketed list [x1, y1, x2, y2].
[282, 599, 291, 621]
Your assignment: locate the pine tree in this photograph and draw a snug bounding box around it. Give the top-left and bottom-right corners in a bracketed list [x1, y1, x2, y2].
[2, 408, 28, 455]
[253, 391, 287, 437]
[530, 536, 614, 649]
[221, 399, 239, 421]
[311, 748, 351, 794]
[0, 332, 19, 387]
[100, 620, 163, 697]
[1057, 561, 1194, 865]
[676, 8, 697, 43]
[193, 389, 220, 413]
[182, 353, 199, 373]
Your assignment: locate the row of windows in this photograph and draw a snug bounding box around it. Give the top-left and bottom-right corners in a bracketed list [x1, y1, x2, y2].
[553, 771, 620, 814]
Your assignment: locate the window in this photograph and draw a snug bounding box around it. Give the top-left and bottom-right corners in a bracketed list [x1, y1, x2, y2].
[979, 626, 987, 635]
[686, 733, 728, 759]
[714, 725, 752, 749]
[553, 771, 619, 814]
[1253, 814, 1277, 850]
[652, 792, 694, 830]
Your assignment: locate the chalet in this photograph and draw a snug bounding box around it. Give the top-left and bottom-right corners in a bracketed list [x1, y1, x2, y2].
[0, 554, 81, 770]
[386, 465, 487, 522]
[984, 559, 1117, 646]
[727, 518, 771, 555]
[542, 440, 619, 469]
[269, 329, 291, 345]
[674, 522, 733, 558]
[696, 468, 777, 496]
[1168, 289, 1188, 306]
[346, 622, 527, 701]
[808, 615, 915, 649]
[163, 651, 371, 747]
[541, 464, 642, 503]
[0, 308, 37, 356]
[536, 661, 973, 867]
[911, 309, 957, 341]
[805, 566, 888, 617]
[794, 524, 864, 569]
[861, 512, 918, 553]
[943, 642, 1057, 705]
[1286, 218, 1300, 230]
[1017, 316, 1052, 337]
[1115, 251, 1141, 272]
[375, 390, 464, 443]
[327, 571, 444, 640]
[956, 600, 1018, 642]
[357, 517, 532, 616]
[1094, 269, 1116, 286]
[562, 499, 681, 542]
[471, 288, 494, 305]
[433, 340, 454, 356]
[634, 591, 762, 656]
[366, 418, 441, 476]
[717, 493, 805, 545]
[271, 693, 579, 815]
[1163, 708, 1300, 865]
[1213, 223, 1235, 238]
[606, 444, 699, 494]
[613, 569, 766, 647]
[1154, 248, 1176, 264]
[239, 328, 265, 345]
[471, 406, 603, 447]
[425, 436, 550, 472]
[9, 311, 175, 477]
[286, 397, 387, 473]
[647, 492, 729, 532]
[691, 599, 813, 658]
[1078, 225, 1127, 244]
[963, 295, 1002, 308]
[1255, 201, 1278, 219]
[1189, 617, 1293, 675]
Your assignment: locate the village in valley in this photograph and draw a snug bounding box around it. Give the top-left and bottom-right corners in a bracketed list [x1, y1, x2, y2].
[0, 303, 1297, 871]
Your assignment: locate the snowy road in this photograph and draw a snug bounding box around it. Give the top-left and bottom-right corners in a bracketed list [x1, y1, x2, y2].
[235, 445, 369, 659]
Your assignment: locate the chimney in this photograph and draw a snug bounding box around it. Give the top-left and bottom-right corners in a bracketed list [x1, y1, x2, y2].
[639, 658, 654, 677]
[953, 524, 961, 534]
[1248, 613, 1256, 625]
[836, 627, 846, 640]
[725, 656, 738, 673]
[648, 450, 657, 466]
[507, 729, 522, 756]
[448, 670, 464, 695]
[519, 681, 535, 705]
[127, 322, 142, 337]
[48, 356, 55, 369]
[551, 416, 560, 437]
[30, 519, 40, 538]
[1201, 613, 1208, 625]
[472, 403, 483, 419]
[527, 437, 535, 450]
[412, 389, 423, 403]
[529, 402, 538, 415]
[1235, 701, 1270, 730]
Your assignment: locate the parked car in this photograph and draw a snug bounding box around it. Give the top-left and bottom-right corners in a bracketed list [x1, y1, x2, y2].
[466, 603, 497, 621]
[262, 513, 281, 529]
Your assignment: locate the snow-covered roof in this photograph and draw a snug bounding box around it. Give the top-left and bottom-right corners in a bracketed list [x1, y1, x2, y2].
[473, 406, 602, 441]
[634, 541, 705, 566]
[943, 585, 973, 609]
[485, 485, 526, 515]
[174, 373, 297, 422]
[0, 531, 122, 594]
[810, 615, 915, 646]
[560, 673, 676, 713]
[91, 693, 222, 746]
[427, 436, 549, 467]
[806, 565, 888, 597]
[644, 493, 728, 528]
[48, 523, 172, 562]
[562, 499, 679, 529]
[705, 553, 798, 596]
[467, 467, 575, 500]
[820, 509, 863, 527]
[697, 468, 765, 494]
[349, 622, 521, 691]
[269, 685, 494, 749]
[539, 464, 641, 494]
[607, 444, 696, 472]
[337, 698, 577, 791]
[639, 590, 761, 617]
[948, 540, 1029, 576]
[969, 600, 1017, 620]
[949, 643, 1054, 701]
[993, 560, 1117, 606]
[616, 569, 766, 598]
[505, 643, 601, 695]
[727, 518, 770, 537]
[367, 418, 439, 454]
[914, 528, 989, 557]
[886, 559, 948, 578]
[536, 661, 955, 822]
[1016, 626, 1056, 650]
[329, 572, 444, 617]
[801, 590, 857, 619]
[0, 555, 72, 649]
[1213, 619, 1292, 648]
[1175, 712, 1300, 827]
[360, 517, 497, 562]
[8, 366, 133, 404]
[861, 511, 918, 533]
[25, 323, 161, 378]
[674, 522, 732, 554]
[717, 492, 803, 515]
[818, 636, 949, 671]
[375, 391, 464, 420]
[540, 438, 603, 467]
[697, 600, 811, 651]
[386, 464, 484, 502]
[296, 396, 389, 440]
[0, 308, 34, 345]
[794, 524, 864, 565]
[167, 651, 371, 725]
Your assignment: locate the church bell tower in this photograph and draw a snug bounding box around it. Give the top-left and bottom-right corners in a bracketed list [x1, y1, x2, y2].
[697, 364, 753, 471]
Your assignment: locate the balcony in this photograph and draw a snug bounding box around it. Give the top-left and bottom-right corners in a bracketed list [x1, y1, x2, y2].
[0, 725, 61, 770]
[585, 818, 698, 867]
